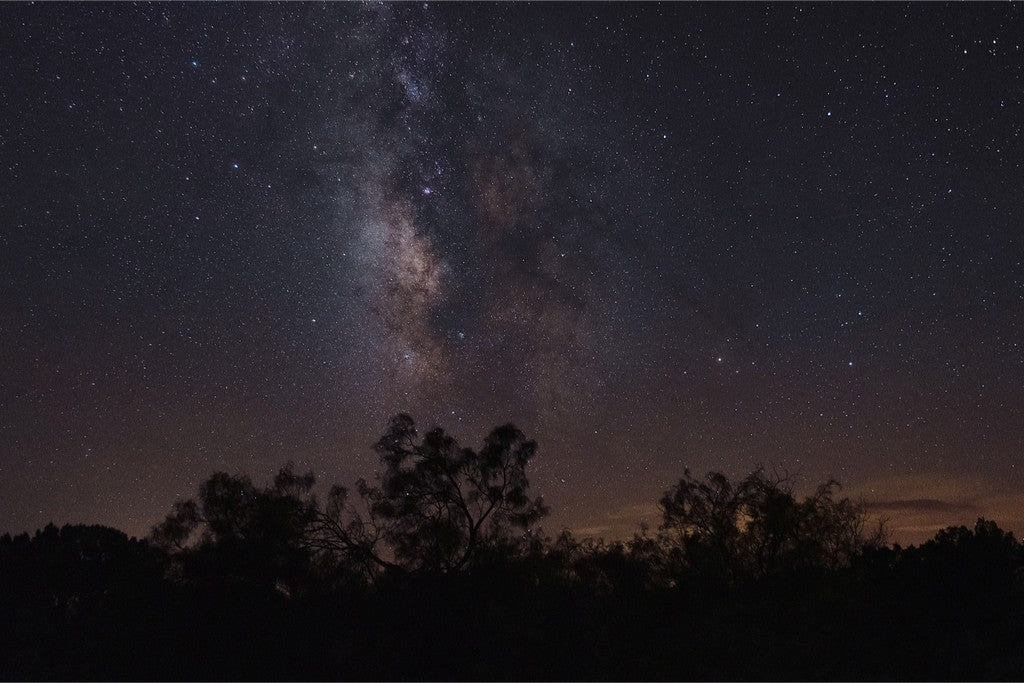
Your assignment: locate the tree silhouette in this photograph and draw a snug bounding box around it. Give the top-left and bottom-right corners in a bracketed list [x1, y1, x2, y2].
[660, 467, 885, 581]
[309, 414, 548, 576]
[901, 517, 1021, 612]
[151, 463, 318, 593]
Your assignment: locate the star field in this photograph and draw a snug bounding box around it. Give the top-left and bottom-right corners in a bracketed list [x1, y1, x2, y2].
[1, 3, 1023, 543]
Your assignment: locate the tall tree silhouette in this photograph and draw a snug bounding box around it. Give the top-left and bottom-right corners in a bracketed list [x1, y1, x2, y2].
[309, 414, 548, 576]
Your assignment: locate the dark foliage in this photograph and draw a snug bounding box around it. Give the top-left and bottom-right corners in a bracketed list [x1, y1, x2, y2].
[306, 414, 548, 579]
[2, 418, 1024, 680]
[659, 467, 887, 583]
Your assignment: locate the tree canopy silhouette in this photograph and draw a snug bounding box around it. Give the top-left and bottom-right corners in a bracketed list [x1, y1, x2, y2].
[151, 463, 318, 593]
[660, 467, 885, 581]
[309, 414, 548, 577]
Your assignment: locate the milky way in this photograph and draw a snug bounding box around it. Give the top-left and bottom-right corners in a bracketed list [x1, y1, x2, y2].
[2, 3, 1023, 543]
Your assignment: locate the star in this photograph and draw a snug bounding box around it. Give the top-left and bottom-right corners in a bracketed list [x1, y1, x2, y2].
[2, 0, 1020, 559]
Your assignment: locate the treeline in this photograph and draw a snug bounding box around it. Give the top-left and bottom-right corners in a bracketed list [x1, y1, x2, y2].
[2, 415, 1024, 680]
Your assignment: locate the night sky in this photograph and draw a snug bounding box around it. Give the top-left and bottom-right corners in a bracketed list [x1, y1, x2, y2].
[2, 3, 1023, 544]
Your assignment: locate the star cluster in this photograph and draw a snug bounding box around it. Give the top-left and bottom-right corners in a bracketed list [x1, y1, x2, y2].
[1, 3, 1022, 542]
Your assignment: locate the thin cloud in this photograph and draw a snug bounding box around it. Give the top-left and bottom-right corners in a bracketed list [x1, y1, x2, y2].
[865, 498, 980, 514]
